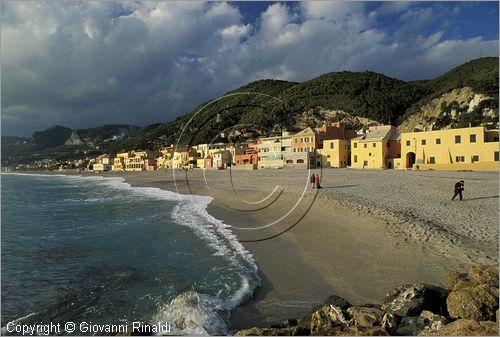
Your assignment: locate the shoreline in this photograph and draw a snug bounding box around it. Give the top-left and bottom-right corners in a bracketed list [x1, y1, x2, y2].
[7, 169, 498, 331]
[104, 168, 498, 330]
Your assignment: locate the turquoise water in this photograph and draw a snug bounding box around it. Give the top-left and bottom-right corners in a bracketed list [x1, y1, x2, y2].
[1, 173, 259, 335]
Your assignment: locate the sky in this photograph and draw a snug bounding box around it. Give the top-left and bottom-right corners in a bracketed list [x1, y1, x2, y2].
[1, 1, 499, 137]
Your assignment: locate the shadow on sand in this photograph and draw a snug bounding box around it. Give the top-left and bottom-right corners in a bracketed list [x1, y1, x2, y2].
[463, 195, 499, 201]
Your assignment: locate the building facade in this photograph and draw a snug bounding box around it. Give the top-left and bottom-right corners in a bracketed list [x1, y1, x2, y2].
[318, 139, 350, 168]
[257, 132, 294, 169]
[400, 126, 499, 170]
[350, 125, 401, 169]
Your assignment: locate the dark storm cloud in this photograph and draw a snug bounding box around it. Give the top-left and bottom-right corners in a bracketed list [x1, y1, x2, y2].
[1, 1, 498, 136]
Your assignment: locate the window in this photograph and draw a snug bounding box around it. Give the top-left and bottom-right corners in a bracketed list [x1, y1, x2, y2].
[373, 143, 376, 147]
[421, 139, 426, 145]
[354, 155, 357, 163]
[436, 138, 441, 145]
[429, 157, 435, 164]
[472, 155, 479, 162]
[455, 135, 461, 144]
[354, 143, 357, 148]
[470, 134, 476, 143]
[327, 155, 331, 158]
[330, 143, 334, 149]
[455, 156, 465, 163]
[387, 142, 390, 148]
[294, 139, 297, 143]
[363, 160, 368, 167]
[494, 137, 499, 141]
[369, 153, 372, 156]
[406, 140, 411, 146]
[300, 138, 303, 143]
[364, 143, 367, 148]
[495, 152, 499, 162]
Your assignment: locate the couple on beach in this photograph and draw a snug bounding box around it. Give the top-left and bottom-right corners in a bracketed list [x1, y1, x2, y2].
[310, 173, 321, 189]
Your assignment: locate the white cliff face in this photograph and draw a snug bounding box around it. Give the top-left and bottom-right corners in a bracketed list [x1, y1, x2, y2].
[296, 108, 380, 131]
[398, 87, 495, 132]
[64, 130, 83, 146]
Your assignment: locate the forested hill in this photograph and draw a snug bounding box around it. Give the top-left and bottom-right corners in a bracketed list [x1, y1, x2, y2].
[111, 57, 498, 152]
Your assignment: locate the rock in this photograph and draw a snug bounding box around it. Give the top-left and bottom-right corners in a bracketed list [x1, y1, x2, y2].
[419, 310, 449, 333]
[321, 295, 352, 311]
[310, 304, 348, 335]
[453, 279, 476, 291]
[469, 265, 499, 287]
[298, 295, 351, 331]
[395, 316, 429, 336]
[380, 313, 399, 335]
[347, 306, 383, 327]
[448, 271, 468, 289]
[235, 327, 290, 336]
[288, 326, 310, 336]
[421, 319, 498, 336]
[339, 326, 389, 336]
[447, 284, 499, 321]
[381, 284, 448, 317]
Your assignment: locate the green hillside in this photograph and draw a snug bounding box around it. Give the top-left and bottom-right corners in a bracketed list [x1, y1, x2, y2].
[112, 57, 498, 152]
[4, 57, 498, 165]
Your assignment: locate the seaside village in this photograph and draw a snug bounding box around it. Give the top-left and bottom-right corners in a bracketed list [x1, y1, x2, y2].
[87, 122, 500, 173]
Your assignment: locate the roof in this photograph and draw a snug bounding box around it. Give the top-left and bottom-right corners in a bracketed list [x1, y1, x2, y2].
[293, 127, 318, 136]
[356, 125, 400, 142]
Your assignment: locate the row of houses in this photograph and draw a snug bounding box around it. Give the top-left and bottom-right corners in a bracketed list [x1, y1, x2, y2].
[90, 122, 499, 172]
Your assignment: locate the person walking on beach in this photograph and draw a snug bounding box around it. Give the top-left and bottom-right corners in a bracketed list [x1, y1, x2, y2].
[310, 173, 315, 188]
[452, 180, 465, 201]
[315, 174, 321, 189]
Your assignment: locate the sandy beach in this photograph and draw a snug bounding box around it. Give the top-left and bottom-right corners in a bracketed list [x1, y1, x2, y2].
[93, 168, 498, 329]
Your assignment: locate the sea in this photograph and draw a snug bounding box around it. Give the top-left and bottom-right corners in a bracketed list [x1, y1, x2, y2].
[1, 173, 260, 335]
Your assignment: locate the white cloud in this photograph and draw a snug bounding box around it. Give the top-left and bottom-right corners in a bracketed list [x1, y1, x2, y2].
[1, 1, 498, 136]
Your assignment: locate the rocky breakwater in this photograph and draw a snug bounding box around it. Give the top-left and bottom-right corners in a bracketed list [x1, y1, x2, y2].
[235, 265, 499, 336]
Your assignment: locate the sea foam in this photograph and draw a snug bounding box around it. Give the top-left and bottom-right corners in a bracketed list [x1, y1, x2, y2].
[16, 174, 261, 335]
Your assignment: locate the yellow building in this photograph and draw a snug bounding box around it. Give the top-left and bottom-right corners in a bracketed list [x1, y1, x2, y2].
[318, 139, 350, 168]
[350, 125, 401, 169]
[93, 154, 113, 172]
[400, 126, 499, 170]
[111, 152, 129, 171]
[125, 151, 154, 171]
[156, 148, 174, 169]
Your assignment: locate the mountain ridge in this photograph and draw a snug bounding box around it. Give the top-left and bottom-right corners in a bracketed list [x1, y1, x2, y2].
[2, 57, 498, 166]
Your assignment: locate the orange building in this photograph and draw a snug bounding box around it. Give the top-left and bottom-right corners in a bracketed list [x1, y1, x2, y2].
[234, 143, 258, 169]
[292, 122, 357, 152]
[291, 122, 358, 168]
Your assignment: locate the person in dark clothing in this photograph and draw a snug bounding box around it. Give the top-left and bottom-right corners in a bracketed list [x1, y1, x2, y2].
[310, 173, 315, 188]
[452, 180, 464, 201]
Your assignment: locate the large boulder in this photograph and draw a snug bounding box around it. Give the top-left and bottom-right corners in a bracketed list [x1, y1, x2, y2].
[381, 284, 448, 317]
[469, 265, 499, 287]
[419, 310, 449, 334]
[447, 284, 499, 321]
[298, 295, 351, 332]
[395, 316, 429, 336]
[347, 306, 383, 327]
[310, 304, 348, 335]
[380, 313, 399, 335]
[421, 319, 498, 336]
